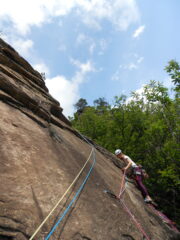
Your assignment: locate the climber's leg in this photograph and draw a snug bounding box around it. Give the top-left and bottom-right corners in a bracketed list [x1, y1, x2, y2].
[135, 175, 151, 201]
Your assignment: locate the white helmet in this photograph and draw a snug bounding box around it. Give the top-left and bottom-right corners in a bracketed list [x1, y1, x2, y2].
[115, 149, 122, 155]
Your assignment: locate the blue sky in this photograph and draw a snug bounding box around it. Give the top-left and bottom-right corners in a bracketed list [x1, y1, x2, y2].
[0, 0, 179, 116]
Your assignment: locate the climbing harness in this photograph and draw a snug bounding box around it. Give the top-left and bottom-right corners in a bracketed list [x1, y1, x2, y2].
[133, 166, 143, 176]
[45, 149, 96, 239]
[29, 132, 95, 240]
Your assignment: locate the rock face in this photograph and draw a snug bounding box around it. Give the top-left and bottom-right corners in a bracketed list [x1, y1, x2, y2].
[0, 37, 179, 240]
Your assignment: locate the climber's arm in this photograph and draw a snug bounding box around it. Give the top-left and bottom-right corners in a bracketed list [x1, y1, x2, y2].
[122, 157, 132, 172]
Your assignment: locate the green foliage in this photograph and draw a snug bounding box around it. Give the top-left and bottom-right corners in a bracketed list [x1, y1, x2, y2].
[74, 98, 88, 113]
[71, 62, 180, 226]
[93, 97, 109, 108]
[165, 60, 180, 92]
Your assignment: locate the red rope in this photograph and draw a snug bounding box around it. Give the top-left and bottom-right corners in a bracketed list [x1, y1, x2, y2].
[118, 171, 126, 198]
[118, 171, 151, 240]
[120, 199, 151, 240]
[148, 204, 179, 232]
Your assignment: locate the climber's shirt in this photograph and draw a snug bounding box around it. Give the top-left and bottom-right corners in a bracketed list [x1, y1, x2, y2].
[124, 155, 138, 168]
[123, 155, 143, 176]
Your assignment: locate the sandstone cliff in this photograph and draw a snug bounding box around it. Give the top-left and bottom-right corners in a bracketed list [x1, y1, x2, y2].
[0, 38, 179, 240]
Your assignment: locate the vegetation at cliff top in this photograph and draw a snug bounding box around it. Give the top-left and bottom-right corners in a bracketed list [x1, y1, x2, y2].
[70, 60, 180, 226]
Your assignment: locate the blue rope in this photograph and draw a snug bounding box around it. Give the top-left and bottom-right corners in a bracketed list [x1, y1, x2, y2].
[45, 149, 96, 240]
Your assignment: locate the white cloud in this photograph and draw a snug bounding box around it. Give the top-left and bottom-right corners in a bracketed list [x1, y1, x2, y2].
[76, 33, 87, 45]
[124, 54, 144, 70]
[137, 56, 144, 63]
[0, 0, 77, 35]
[128, 63, 138, 70]
[70, 58, 95, 74]
[0, 0, 140, 35]
[111, 69, 121, 81]
[0, 1, 46, 35]
[111, 54, 144, 81]
[126, 86, 145, 103]
[0, 32, 34, 59]
[78, 0, 140, 31]
[81, 16, 102, 30]
[76, 35, 108, 56]
[46, 59, 95, 116]
[98, 38, 108, 55]
[33, 63, 50, 76]
[89, 43, 96, 55]
[12, 39, 34, 58]
[126, 80, 174, 104]
[76, 33, 96, 55]
[46, 75, 78, 117]
[120, 61, 139, 70]
[133, 25, 145, 38]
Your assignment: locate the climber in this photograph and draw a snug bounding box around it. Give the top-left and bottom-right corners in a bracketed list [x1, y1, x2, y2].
[115, 149, 152, 203]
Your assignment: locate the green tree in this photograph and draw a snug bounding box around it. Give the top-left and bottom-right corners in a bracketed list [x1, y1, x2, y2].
[71, 62, 180, 225]
[165, 60, 180, 92]
[93, 97, 109, 108]
[74, 98, 88, 114]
